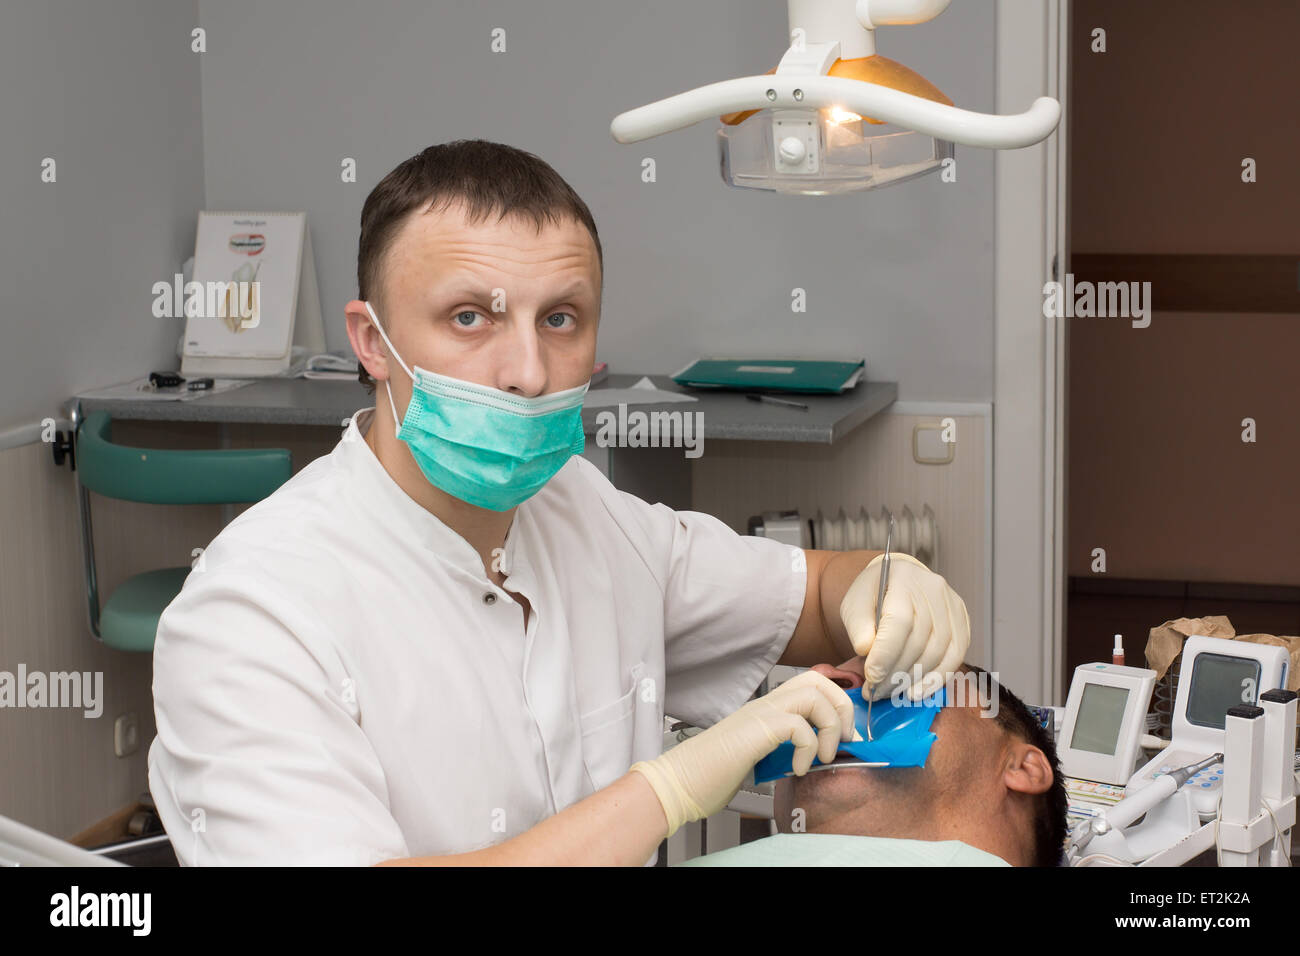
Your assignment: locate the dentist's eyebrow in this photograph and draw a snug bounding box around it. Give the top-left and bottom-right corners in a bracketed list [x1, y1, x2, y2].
[546, 280, 595, 302]
[533, 281, 597, 312]
[430, 285, 494, 305]
[429, 280, 594, 309]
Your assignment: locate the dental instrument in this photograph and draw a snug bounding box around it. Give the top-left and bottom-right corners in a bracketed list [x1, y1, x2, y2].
[865, 511, 894, 738]
[1069, 753, 1223, 856]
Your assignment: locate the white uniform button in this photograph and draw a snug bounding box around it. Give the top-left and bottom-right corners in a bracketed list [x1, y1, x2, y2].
[483, 592, 497, 605]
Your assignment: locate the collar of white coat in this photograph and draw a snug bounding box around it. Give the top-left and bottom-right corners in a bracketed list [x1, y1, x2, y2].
[342, 407, 530, 585]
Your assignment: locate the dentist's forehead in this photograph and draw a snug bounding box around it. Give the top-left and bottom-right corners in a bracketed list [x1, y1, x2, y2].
[391, 200, 598, 270]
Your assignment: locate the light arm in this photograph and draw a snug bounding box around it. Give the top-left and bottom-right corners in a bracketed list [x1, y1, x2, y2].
[612, 74, 1060, 148]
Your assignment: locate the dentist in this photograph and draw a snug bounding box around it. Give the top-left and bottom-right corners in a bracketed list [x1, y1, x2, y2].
[148, 140, 969, 866]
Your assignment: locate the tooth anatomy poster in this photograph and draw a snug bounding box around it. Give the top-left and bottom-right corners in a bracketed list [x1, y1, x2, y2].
[181, 210, 324, 377]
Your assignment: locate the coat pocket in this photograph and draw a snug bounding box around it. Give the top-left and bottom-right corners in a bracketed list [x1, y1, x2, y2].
[578, 661, 644, 792]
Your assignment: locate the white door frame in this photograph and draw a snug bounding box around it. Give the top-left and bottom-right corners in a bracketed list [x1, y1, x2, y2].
[992, 0, 1069, 704]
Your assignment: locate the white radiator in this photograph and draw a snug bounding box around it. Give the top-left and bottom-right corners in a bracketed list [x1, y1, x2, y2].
[749, 505, 940, 571]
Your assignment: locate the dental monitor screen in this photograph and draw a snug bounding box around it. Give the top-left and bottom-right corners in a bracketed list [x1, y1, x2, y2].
[1069, 683, 1129, 755]
[1186, 654, 1261, 729]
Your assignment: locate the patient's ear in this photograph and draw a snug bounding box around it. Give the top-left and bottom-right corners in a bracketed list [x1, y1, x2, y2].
[1002, 742, 1053, 795]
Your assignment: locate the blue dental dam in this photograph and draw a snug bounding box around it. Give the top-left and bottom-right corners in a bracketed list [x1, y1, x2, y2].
[753, 685, 947, 784]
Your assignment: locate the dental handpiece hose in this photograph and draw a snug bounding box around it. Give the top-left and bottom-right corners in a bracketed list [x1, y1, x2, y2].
[1074, 752, 1223, 852]
[1107, 752, 1222, 829]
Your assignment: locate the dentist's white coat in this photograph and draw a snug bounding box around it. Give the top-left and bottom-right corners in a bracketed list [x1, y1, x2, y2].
[148, 406, 805, 865]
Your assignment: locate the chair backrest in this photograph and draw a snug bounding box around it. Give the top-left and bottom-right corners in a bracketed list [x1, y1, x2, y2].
[76, 410, 292, 504]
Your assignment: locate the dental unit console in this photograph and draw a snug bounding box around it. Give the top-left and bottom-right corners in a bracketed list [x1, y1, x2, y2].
[1066, 636, 1295, 866]
[1122, 637, 1288, 820]
[1058, 662, 1157, 787]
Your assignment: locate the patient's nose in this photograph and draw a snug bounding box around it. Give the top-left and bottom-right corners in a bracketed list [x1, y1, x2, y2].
[811, 661, 864, 690]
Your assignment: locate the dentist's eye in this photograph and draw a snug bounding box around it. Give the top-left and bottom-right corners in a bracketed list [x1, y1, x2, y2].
[453, 311, 485, 328]
[544, 313, 575, 329]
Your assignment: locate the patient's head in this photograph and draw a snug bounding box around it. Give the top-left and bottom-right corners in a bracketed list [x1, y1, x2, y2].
[772, 662, 1068, 866]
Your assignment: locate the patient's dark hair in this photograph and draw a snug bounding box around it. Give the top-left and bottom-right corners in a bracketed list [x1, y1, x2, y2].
[962, 664, 1068, 866]
[354, 139, 603, 395]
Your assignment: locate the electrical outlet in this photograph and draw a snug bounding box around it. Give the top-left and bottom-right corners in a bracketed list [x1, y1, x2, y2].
[913, 423, 954, 464]
[114, 712, 139, 757]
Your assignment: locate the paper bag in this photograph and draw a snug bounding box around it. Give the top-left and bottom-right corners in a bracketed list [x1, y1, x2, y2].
[1143, 615, 1300, 695]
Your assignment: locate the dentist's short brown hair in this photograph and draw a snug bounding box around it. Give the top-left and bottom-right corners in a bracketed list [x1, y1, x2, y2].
[354, 139, 603, 395]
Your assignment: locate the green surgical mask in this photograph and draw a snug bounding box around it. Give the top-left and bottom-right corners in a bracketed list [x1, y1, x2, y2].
[364, 301, 588, 511]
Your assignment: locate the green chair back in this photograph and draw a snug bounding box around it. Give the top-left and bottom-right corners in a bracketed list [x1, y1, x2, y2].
[77, 410, 291, 504]
[74, 410, 293, 652]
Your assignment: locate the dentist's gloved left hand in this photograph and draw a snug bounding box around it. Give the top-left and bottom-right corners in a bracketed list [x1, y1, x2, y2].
[840, 553, 970, 703]
[630, 671, 856, 839]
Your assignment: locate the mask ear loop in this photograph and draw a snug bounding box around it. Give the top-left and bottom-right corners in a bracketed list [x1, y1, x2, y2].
[363, 301, 415, 439]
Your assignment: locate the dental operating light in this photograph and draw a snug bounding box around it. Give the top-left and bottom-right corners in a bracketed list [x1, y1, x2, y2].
[610, 0, 1062, 195]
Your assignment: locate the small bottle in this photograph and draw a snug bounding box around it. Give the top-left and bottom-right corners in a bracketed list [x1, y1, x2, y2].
[1112, 633, 1125, 666]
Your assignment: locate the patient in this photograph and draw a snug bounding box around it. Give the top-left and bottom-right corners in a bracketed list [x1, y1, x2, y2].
[677, 660, 1068, 867]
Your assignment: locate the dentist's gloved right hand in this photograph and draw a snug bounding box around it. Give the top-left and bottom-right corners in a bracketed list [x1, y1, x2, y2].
[840, 552, 971, 702]
[630, 671, 857, 838]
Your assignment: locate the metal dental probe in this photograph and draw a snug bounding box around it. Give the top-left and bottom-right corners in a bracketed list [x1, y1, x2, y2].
[865, 513, 894, 741]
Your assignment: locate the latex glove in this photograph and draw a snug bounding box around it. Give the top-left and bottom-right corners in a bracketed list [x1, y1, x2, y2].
[630, 671, 857, 838]
[839, 552, 970, 703]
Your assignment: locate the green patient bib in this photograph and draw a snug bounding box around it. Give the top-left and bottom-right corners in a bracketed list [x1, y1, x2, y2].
[673, 833, 1010, 866]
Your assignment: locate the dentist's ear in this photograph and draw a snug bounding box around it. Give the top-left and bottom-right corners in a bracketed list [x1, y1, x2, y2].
[343, 299, 393, 385]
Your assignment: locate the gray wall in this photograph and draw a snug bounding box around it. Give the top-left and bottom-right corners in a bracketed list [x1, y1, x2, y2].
[196, 0, 995, 402]
[0, 0, 205, 839]
[0, 0, 205, 431]
[0, 0, 997, 840]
